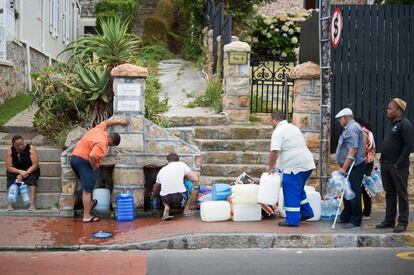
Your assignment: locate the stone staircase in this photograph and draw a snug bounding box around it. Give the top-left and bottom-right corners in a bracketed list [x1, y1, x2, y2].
[132, 0, 158, 35]
[0, 134, 62, 215]
[195, 125, 274, 185]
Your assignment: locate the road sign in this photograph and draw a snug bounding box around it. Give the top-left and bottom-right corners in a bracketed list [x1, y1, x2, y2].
[330, 8, 343, 48]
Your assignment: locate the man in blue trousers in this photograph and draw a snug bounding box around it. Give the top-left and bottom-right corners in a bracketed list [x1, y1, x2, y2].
[268, 111, 316, 227]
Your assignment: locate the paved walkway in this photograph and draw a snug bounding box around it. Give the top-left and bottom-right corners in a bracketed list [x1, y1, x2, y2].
[158, 59, 215, 117]
[0, 211, 413, 250]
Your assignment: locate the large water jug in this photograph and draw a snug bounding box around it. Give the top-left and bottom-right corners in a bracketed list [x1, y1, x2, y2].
[19, 183, 31, 205]
[212, 183, 231, 201]
[7, 183, 18, 204]
[232, 204, 262, 222]
[116, 193, 135, 221]
[92, 188, 111, 213]
[200, 201, 231, 222]
[257, 173, 281, 205]
[231, 184, 259, 205]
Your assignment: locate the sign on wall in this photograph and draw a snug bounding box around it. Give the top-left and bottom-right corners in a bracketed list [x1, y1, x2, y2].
[330, 8, 343, 49]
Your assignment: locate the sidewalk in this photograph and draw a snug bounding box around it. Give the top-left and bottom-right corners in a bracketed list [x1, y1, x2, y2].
[0, 211, 413, 250]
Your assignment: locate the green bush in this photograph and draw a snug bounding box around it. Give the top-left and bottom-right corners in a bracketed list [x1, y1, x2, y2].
[187, 79, 222, 113]
[143, 16, 170, 46]
[154, 0, 174, 26]
[145, 76, 169, 121]
[95, 0, 137, 31]
[138, 44, 174, 64]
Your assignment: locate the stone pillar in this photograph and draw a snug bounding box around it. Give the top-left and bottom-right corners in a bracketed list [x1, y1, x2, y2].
[110, 64, 148, 208]
[222, 41, 251, 122]
[290, 62, 321, 188]
[207, 30, 214, 79]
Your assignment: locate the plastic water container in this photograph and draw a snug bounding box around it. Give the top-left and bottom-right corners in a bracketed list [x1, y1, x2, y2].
[232, 204, 262, 222]
[231, 184, 259, 205]
[212, 183, 232, 201]
[19, 183, 31, 205]
[278, 187, 321, 221]
[7, 183, 18, 204]
[257, 173, 281, 205]
[200, 201, 231, 222]
[92, 188, 111, 212]
[116, 193, 135, 221]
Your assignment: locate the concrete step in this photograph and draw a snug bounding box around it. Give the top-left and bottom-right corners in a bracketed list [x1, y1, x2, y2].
[199, 176, 260, 185]
[0, 192, 60, 209]
[160, 114, 230, 127]
[195, 126, 273, 140]
[201, 164, 267, 178]
[0, 208, 72, 217]
[0, 161, 62, 177]
[0, 177, 61, 192]
[0, 146, 61, 162]
[196, 139, 270, 152]
[0, 132, 51, 146]
[204, 151, 269, 165]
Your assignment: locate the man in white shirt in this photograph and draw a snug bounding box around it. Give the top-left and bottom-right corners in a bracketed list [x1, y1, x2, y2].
[153, 153, 199, 220]
[268, 111, 316, 227]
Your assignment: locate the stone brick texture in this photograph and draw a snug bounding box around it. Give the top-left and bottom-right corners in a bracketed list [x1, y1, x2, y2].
[79, 0, 100, 17]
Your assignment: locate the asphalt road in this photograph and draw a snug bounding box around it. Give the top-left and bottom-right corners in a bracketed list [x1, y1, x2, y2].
[147, 248, 414, 275]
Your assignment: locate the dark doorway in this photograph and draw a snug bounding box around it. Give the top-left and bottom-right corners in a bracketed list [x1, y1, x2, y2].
[144, 165, 162, 211]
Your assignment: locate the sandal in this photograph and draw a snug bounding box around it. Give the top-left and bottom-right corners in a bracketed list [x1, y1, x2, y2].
[91, 199, 98, 210]
[162, 214, 174, 220]
[183, 211, 195, 217]
[7, 206, 14, 211]
[82, 216, 100, 223]
[28, 206, 37, 211]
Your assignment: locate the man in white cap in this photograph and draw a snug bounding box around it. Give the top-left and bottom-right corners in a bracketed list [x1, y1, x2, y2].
[376, 98, 413, 233]
[335, 108, 365, 229]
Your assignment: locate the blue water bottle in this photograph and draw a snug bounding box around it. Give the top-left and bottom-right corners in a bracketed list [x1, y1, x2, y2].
[7, 183, 19, 204]
[116, 193, 135, 221]
[19, 183, 31, 205]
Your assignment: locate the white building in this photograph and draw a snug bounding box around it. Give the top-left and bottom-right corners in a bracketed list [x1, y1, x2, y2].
[0, 0, 81, 102]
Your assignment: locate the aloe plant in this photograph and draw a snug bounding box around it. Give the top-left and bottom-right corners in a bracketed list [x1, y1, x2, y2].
[61, 18, 141, 66]
[74, 63, 109, 103]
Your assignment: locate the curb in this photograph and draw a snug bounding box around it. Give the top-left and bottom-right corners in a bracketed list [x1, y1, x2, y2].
[1, 233, 413, 251]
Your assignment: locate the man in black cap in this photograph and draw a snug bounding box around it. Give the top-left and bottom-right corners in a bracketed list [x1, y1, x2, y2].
[376, 98, 413, 233]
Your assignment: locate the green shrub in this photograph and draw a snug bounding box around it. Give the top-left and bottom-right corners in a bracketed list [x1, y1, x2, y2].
[187, 79, 222, 113]
[143, 16, 170, 46]
[154, 0, 174, 26]
[145, 76, 169, 121]
[95, 0, 137, 31]
[138, 44, 174, 63]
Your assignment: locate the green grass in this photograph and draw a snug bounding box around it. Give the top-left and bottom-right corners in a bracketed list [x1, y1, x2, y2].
[0, 93, 33, 127]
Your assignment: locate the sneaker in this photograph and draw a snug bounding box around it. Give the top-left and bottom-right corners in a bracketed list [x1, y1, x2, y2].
[362, 216, 371, 221]
[342, 223, 361, 229]
[375, 221, 395, 229]
[394, 223, 407, 233]
[278, 221, 298, 227]
[162, 213, 174, 220]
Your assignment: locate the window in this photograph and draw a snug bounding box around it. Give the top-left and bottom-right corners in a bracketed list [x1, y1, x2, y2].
[0, 0, 15, 61]
[62, 0, 70, 44]
[49, 0, 59, 38]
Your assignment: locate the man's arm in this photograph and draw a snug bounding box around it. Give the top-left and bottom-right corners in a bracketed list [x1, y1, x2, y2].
[104, 118, 129, 127]
[185, 171, 199, 183]
[88, 154, 98, 171]
[268, 150, 280, 175]
[23, 145, 39, 178]
[5, 148, 25, 176]
[339, 148, 357, 174]
[395, 122, 413, 168]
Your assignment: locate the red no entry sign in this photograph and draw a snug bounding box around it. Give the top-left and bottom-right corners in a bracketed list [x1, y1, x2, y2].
[330, 8, 343, 48]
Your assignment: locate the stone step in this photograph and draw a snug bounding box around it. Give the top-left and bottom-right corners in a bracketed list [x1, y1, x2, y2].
[196, 139, 270, 152]
[201, 164, 268, 178]
[0, 192, 61, 209]
[203, 151, 269, 165]
[194, 126, 273, 140]
[0, 161, 62, 177]
[0, 146, 61, 162]
[0, 132, 51, 146]
[199, 176, 260, 185]
[0, 208, 72, 217]
[161, 114, 230, 127]
[0, 177, 61, 192]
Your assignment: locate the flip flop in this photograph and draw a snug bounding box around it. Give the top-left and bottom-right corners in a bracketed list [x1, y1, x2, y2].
[82, 216, 100, 223]
[91, 199, 98, 210]
[162, 214, 174, 220]
[7, 207, 14, 211]
[183, 211, 195, 217]
[28, 207, 37, 211]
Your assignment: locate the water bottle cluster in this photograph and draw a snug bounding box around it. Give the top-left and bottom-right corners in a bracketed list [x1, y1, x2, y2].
[362, 167, 384, 197]
[327, 171, 356, 200]
[7, 181, 31, 205]
[321, 196, 340, 220]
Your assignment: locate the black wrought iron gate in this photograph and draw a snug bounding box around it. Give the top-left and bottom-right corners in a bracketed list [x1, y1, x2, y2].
[250, 55, 294, 117]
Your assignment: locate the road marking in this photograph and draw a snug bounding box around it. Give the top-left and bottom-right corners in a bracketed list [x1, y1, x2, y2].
[396, 252, 414, 260]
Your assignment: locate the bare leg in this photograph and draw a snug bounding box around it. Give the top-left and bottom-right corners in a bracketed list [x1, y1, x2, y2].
[7, 203, 13, 211]
[82, 191, 92, 220]
[183, 188, 195, 215]
[163, 202, 170, 217]
[29, 186, 37, 210]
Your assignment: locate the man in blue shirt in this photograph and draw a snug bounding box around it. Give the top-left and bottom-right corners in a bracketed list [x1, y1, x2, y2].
[335, 108, 365, 229]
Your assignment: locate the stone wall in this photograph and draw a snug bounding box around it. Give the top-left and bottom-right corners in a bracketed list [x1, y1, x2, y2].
[132, 0, 157, 35]
[259, 0, 304, 17]
[332, 0, 368, 4]
[79, 0, 100, 17]
[0, 41, 52, 104]
[0, 42, 26, 103]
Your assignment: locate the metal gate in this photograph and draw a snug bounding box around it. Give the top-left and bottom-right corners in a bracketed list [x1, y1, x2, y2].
[331, 5, 414, 152]
[250, 55, 294, 117]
